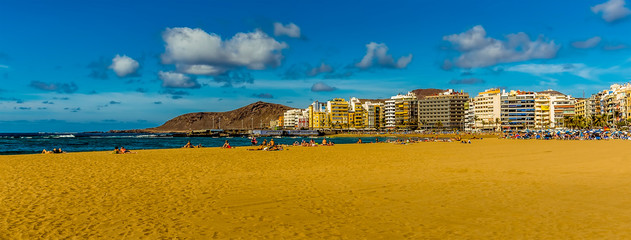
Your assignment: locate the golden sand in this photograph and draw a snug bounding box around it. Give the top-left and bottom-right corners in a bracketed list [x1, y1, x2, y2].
[1, 139, 631, 239]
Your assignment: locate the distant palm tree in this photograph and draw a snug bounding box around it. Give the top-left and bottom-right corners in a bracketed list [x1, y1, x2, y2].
[436, 121, 443, 130]
[495, 118, 501, 131]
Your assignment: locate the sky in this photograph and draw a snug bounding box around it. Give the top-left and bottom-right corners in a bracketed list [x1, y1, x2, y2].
[1, 0, 631, 132]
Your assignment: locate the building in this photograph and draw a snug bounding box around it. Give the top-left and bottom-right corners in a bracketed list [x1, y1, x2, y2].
[599, 83, 631, 125]
[500, 90, 535, 130]
[308, 101, 328, 129]
[418, 89, 469, 130]
[362, 101, 384, 129]
[464, 99, 475, 131]
[283, 109, 309, 129]
[348, 97, 365, 129]
[534, 90, 576, 129]
[575, 98, 587, 118]
[386, 92, 418, 130]
[384, 99, 396, 129]
[473, 88, 502, 131]
[326, 98, 349, 129]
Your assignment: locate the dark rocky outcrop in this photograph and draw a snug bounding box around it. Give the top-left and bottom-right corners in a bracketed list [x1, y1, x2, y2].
[145, 101, 294, 132]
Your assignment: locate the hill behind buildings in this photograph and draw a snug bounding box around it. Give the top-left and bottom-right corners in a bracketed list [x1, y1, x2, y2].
[144, 101, 295, 132]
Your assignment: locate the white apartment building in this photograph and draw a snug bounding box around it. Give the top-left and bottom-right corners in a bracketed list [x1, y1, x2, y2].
[473, 88, 502, 131]
[464, 99, 475, 131]
[534, 90, 576, 129]
[384, 99, 396, 129]
[283, 109, 309, 129]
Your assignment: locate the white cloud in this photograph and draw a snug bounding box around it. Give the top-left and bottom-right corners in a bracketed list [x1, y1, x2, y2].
[273, 22, 301, 38]
[158, 71, 200, 88]
[355, 42, 413, 69]
[161, 27, 288, 75]
[175, 64, 229, 75]
[308, 63, 333, 76]
[311, 82, 337, 92]
[443, 25, 559, 68]
[109, 55, 139, 77]
[503, 63, 630, 81]
[571, 36, 602, 49]
[591, 0, 631, 22]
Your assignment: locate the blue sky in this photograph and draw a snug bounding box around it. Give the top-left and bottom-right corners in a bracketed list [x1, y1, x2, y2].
[1, 0, 631, 132]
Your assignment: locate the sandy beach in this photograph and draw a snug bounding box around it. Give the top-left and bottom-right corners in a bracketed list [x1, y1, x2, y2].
[1, 139, 631, 239]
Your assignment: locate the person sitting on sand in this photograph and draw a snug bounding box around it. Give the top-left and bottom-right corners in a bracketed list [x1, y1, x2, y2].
[183, 141, 193, 148]
[357, 139, 362, 144]
[269, 139, 275, 146]
[222, 140, 232, 149]
[251, 137, 257, 145]
[113, 146, 121, 154]
[261, 139, 267, 146]
[322, 138, 327, 145]
[52, 148, 64, 154]
[293, 141, 299, 146]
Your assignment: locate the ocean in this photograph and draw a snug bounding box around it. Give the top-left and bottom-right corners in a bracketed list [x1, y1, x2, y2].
[0, 133, 393, 155]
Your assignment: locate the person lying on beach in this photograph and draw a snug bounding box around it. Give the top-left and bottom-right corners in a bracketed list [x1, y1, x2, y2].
[120, 146, 135, 154]
[222, 140, 232, 149]
[42, 149, 53, 154]
[183, 141, 193, 148]
[195, 144, 203, 148]
[121, 146, 127, 153]
[50, 148, 65, 154]
[267, 145, 284, 151]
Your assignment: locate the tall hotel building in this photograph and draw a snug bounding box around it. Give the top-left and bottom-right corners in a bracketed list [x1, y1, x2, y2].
[418, 89, 469, 130]
[473, 88, 502, 131]
[500, 90, 536, 130]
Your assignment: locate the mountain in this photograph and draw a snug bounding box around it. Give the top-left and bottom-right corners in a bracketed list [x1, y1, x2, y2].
[145, 101, 295, 132]
[411, 88, 446, 99]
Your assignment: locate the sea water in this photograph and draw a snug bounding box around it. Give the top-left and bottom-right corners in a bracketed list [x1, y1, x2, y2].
[0, 133, 397, 155]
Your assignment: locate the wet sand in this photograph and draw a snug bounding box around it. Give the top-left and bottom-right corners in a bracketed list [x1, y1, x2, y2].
[1, 139, 631, 239]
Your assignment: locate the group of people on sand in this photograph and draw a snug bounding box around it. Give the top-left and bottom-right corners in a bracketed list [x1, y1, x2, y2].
[113, 146, 134, 154]
[250, 138, 285, 151]
[182, 141, 203, 148]
[41, 148, 65, 154]
[292, 139, 335, 147]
